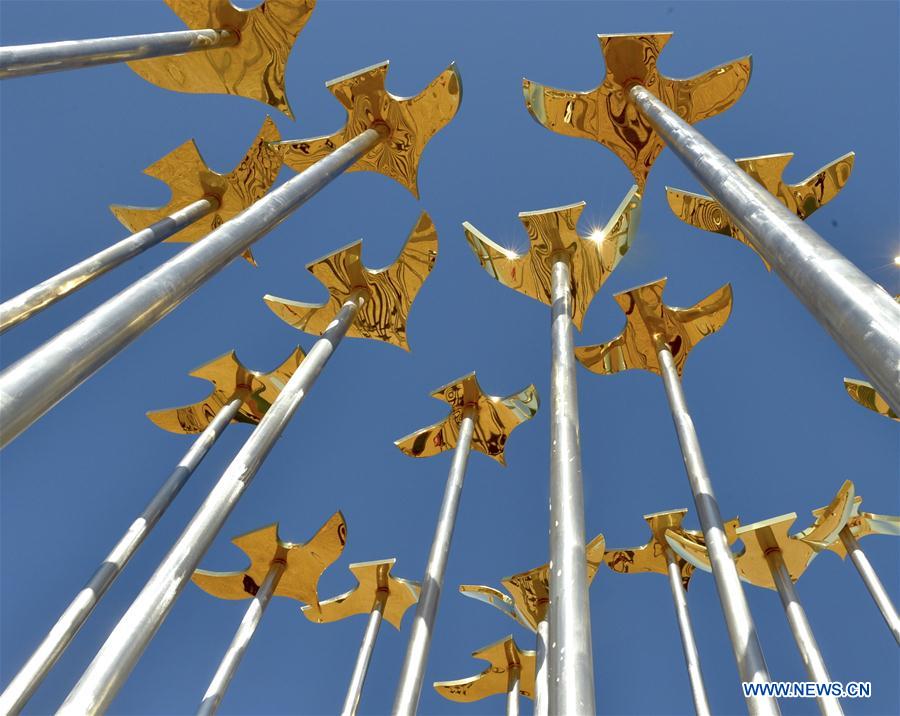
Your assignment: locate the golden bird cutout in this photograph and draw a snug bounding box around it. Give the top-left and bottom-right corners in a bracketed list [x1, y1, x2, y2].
[395, 372, 539, 465]
[192, 513, 346, 611]
[523, 33, 751, 189]
[843, 379, 898, 422]
[264, 212, 437, 351]
[464, 186, 641, 331]
[128, 0, 316, 117]
[111, 116, 282, 266]
[147, 346, 306, 434]
[604, 510, 697, 589]
[275, 61, 462, 197]
[666, 152, 855, 270]
[301, 559, 419, 630]
[434, 635, 536, 703]
[576, 277, 732, 377]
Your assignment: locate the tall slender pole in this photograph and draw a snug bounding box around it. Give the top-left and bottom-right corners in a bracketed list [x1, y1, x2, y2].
[197, 561, 287, 716]
[630, 85, 900, 414]
[766, 550, 842, 716]
[664, 546, 712, 716]
[548, 254, 595, 716]
[392, 406, 476, 716]
[341, 591, 388, 716]
[58, 295, 363, 714]
[533, 619, 549, 716]
[0, 129, 384, 448]
[839, 528, 900, 645]
[0, 395, 242, 715]
[506, 665, 520, 716]
[657, 345, 778, 715]
[0, 198, 216, 334]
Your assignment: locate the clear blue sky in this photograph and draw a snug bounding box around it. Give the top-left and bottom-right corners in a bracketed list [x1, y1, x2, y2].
[1, 1, 898, 714]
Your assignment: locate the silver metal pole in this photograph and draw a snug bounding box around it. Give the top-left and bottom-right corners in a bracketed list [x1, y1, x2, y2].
[392, 406, 476, 716]
[766, 550, 842, 716]
[657, 346, 778, 715]
[0, 128, 385, 448]
[548, 254, 595, 716]
[506, 665, 520, 716]
[630, 85, 900, 414]
[664, 546, 712, 716]
[0, 29, 237, 79]
[58, 295, 363, 715]
[839, 528, 900, 645]
[0, 198, 216, 335]
[534, 619, 549, 716]
[341, 591, 388, 716]
[0, 395, 242, 715]
[197, 560, 287, 716]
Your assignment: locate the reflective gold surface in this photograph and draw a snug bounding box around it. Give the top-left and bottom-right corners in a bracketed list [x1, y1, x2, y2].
[192, 513, 346, 610]
[666, 152, 855, 269]
[844, 378, 899, 422]
[394, 372, 539, 464]
[523, 33, 751, 188]
[793, 480, 856, 550]
[264, 212, 437, 350]
[128, 0, 315, 117]
[111, 117, 282, 265]
[301, 559, 419, 630]
[433, 635, 536, 702]
[604, 509, 696, 589]
[275, 61, 462, 197]
[575, 277, 732, 377]
[464, 187, 641, 330]
[147, 346, 306, 434]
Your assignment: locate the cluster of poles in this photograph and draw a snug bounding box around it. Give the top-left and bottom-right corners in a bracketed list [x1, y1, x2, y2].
[0, 5, 898, 715]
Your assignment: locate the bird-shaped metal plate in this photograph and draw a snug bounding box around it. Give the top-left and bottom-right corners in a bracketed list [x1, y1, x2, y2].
[792, 481, 856, 552]
[523, 33, 751, 189]
[394, 372, 539, 464]
[434, 635, 536, 702]
[576, 277, 732, 377]
[604, 509, 696, 589]
[301, 559, 419, 630]
[147, 346, 306, 434]
[111, 117, 282, 266]
[264, 212, 437, 351]
[274, 61, 462, 197]
[128, 0, 316, 117]
[666, 152, 855, 269]
[192, 513, 346, 611]
[464, 187, 641, 331]
[844, 378, 899, 422]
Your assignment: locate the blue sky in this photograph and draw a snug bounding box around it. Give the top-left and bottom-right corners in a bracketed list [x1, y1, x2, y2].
[1, 1, 898, 714]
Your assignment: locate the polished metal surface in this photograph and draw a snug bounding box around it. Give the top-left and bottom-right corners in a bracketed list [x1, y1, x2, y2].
[0, 128, 383, 449]
[843, 378, 899, 421]
[0, 396, 242, 715]
[276, 61, 462, 196]
[341, 591, 387, 716]
[0, 198, 214, 335]
[433, 636, 536, 704]
[839, 528, 900, 645]
[58, 295, 363, 714]
[506, 664, 520, 716]
[534, 620, 549, 716]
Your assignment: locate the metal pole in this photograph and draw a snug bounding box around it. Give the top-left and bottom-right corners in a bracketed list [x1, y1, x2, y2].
[392, 406, 476, 716]
[341, 591, 388, 716]
[657, 345, 778, 715]
[533, 619, 549, 716]
[664, 546, 712, 716]
[548, 254, 595, 716]
[630, 85, 900, 414]
[506, 665, 520, 716]
[0, 127, 385, 448]
[766, 550, 843, 716]
[197, 560, 287, 716]
[839, 528, 900, 645]
[0, 198, 216, 335]
[0, 29, 237, 79]
[0, 395, 242, 715]
[58, 295, 363, 715]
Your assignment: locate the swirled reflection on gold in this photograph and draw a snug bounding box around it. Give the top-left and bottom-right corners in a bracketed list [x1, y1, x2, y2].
[604, 510, 696, 589]
[666, 152, 855, 269]
[129, 0, 315, 117]
[111, 117, 282, 266]
[523, 33, 751, 189]
[395, 372, 538, 465]
[464, 187, 641, 331]
[264, 212, 437, 351]
[576, 277, 732, 377]
[275, 61, 462, 197]
[301, 559, 419, 630]
[844, 378, 899, 422]
[192, 513, 346, 611]
[433, 635, 536, 702]
[147, 346, 306, 434]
